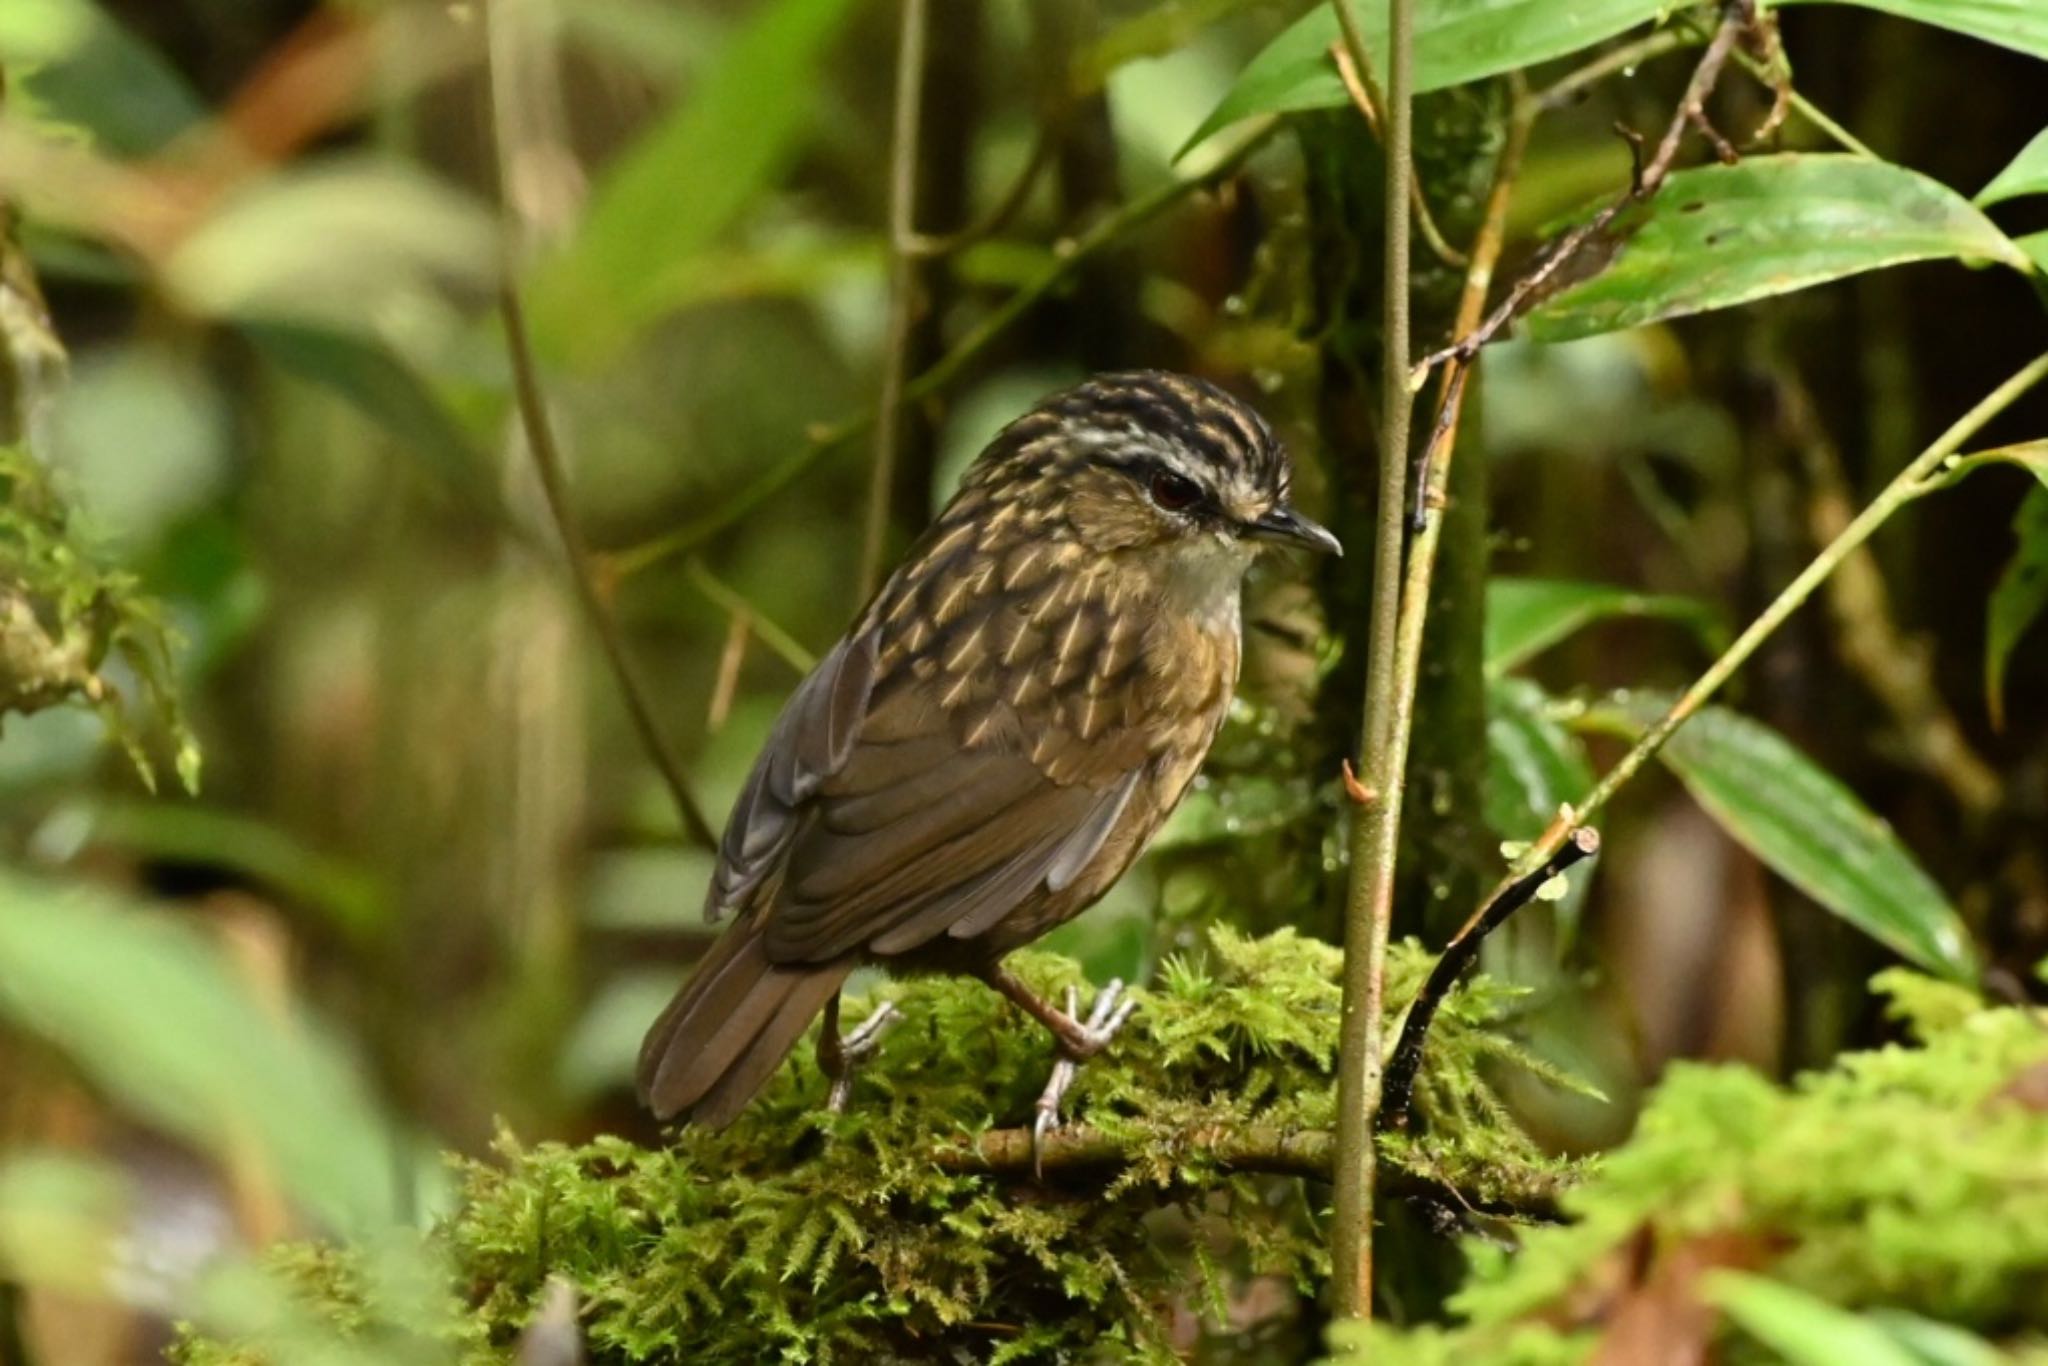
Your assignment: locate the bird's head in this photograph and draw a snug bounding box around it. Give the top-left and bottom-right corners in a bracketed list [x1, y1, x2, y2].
[969, 371, 1342, 568]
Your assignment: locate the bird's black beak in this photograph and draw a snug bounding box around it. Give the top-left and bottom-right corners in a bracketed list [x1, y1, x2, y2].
[1243, 505, 1343, 557]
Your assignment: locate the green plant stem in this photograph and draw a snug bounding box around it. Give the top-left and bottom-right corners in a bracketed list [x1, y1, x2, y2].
[500, 285, 719, 850]
[685, 559, 816, 673]
[602, 119, 1278, 583]
[859, 0, 930, 603]
[1330, 0, 1413, 1322]
[1507, 350, 2048, 880]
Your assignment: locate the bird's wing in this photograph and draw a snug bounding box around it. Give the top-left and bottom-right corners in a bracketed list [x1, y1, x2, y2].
[703, 631, 880, 925]
[759, 694, 1145, 962]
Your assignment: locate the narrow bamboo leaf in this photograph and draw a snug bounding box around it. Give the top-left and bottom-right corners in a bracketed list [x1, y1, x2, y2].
[1177, 0, 1664, 156]
[1486, 679, 1595, 944]
[1986, 485, 2048, 730]
[1485, 576, 1718, 675]
[1708, 1273, 1924, 1366]
[0, 871, 404, 1233]
[1589, 694, 1977, 982]
[1976, 125, 2048, 206]
[1526, 156, 2031, 343]
[528, 0, 857, 363]
[1786, 0, 2048, 64]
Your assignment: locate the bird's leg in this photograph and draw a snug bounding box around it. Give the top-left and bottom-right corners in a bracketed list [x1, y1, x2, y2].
[817, 991, 901, 1113]
[978, 966, 1139, 1173]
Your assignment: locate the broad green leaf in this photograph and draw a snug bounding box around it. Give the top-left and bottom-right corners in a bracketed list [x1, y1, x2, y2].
[240, 320, 493, 508]
[64, 798, 389, 946]
[163, 158, 497, 329]
[1787, 0, 2048, 64]
[1486, 679, 1593, 838]
[1986, 485, 2048, 730]
[529, 0, 857, 363]
[1526, 156, 2030, 343]
[7, 0, 205, 155]
[1862, 1311, 2008, 1366]
[1178, 0, 1666, 156]
[1976, 124, 2048, 206]
[1708, 1273, 1923, 1366]
[1586, 695, 1977, 982]
[1076, 0, 1266, 93]
[1486, 678, 1594, 944]
[1486, 576, 1718, 675]
[0, 870, 404, 1232]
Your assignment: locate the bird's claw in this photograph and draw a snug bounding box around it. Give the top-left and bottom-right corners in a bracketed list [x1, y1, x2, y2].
[1029, 980, 1139, 1177]
[824, 1001, 901, 1113]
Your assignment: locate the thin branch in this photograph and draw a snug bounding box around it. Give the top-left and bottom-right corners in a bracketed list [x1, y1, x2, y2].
[1329, 37, 1467, 268]
[1378, 827, 1600, 1132]
[937, 1124, 1563, 1220]
[905, 123, 1055, 259]
[1330, 0, 1415, 1321]
[499, 285, 719, 850]
[859, 0, 931, 602]
[600, 119, 1280, 583]
[1776, 370, 2000, 818]
[685, 559, 816, 673]
[1500, 351, 2048, 882]
[1413, 0, 1754, 386]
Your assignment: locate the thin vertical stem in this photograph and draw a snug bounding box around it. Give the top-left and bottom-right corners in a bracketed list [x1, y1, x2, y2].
[859, 0, 931, 601]
[1330, 0, 1414, 1321]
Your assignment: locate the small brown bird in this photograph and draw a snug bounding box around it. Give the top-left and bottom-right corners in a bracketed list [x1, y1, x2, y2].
[637, 371, 1339, 1144]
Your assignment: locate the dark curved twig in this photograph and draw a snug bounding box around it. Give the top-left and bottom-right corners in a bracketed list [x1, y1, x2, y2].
[1378, 827, 1601, 1133]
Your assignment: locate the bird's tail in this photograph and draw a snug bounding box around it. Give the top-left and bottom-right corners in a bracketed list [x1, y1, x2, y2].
[636, 922, 852, 1127]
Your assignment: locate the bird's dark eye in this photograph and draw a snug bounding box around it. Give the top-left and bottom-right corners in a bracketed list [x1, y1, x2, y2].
[1148, 468, 1203, 513]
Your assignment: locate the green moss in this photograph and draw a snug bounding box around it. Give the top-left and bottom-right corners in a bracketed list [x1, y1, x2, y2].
[175, 929, 1570, 1364]
[1331, 977, 2048, 1364]
[0, 445, 197, 790]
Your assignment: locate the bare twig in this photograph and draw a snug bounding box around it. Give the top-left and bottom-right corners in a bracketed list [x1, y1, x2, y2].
[1378, 827, 1601, 1132]
[1331, 0, 1415, 1320]
[859, 0, 931, 602]
[1533, 28, 1698, 110]
[1412, 0, 1755, 386]
[500, 285, 719, 850]
[601, 119, 1279, 583]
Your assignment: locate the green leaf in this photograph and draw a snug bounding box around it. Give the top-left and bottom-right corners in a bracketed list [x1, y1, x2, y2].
[1707, 1273, 1923, 1366]
[1986, 485, 2048, 730]
[162, 158, 497, 329]
[1787, 0, 2048, 64]
[1486, 679, 1595, 945]
[0, 870, 405, 1233]
[528, 0, 858, 363]
[1976, 124, 2048, 206]
[239, 320, 492, 505]
[1486, 680, 1593, 838]
[1485, 576, 1718, 675]
[1525, 156, 2031, 343]
[1917, 439, 2048, 494]
[1178, 0, 1666, 156]
[2016, 229, 2048, 276]
[1586, 695, 1977, 982]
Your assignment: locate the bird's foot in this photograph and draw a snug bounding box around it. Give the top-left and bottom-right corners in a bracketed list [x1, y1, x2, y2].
[1031, 980, 1138, 1175]
[822, 1000, 901, 1114]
